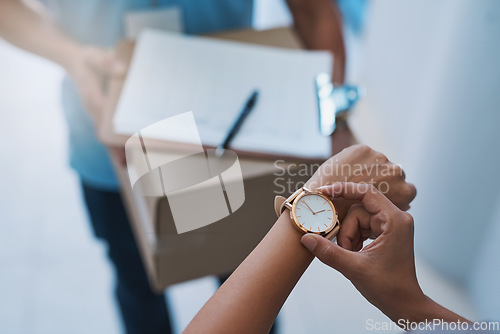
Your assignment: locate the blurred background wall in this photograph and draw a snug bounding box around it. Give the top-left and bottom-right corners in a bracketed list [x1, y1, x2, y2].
[350, 0, 500, 320]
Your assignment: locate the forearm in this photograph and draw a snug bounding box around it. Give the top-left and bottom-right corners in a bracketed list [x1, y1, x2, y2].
[401, 295, 470, 325]
[0, 0, 80, 71]
[185, 213, 313, 334]
[286, 0, 346, 83]
[186, 166, 351, 333]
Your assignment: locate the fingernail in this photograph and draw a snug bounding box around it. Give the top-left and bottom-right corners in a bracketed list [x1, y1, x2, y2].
[330, 182, 344, 198]
[301, 234, 318, 251]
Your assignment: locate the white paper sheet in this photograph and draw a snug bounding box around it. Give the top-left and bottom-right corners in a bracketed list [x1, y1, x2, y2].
[113, 29, 333, 159]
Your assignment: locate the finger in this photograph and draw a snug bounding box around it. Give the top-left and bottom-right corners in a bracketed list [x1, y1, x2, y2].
[301, 234, 361, 278]
[337, 204, 370, 251]
[387, 183, 417, 211]
[319, 182, 395, 214]
[86, 48, 126, 77]
[402, 182, 417, 204]
[338, 204, 387, 251]
[386, 163, 406, 180]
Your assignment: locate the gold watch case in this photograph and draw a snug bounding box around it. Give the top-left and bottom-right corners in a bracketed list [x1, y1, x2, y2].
[277, 187, 340, 239]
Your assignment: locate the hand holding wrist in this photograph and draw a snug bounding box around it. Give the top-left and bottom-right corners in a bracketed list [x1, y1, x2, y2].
[304, 145, 416, 220]
[301, 183, 469, 326]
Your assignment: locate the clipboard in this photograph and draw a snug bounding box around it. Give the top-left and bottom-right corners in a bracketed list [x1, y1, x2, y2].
[99, 27, 358, 163]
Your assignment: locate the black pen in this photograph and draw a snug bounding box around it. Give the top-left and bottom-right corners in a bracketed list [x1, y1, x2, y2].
[216, 89, 259, 157]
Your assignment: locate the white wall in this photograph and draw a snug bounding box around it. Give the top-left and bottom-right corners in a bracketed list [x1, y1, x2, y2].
[351, 0, 500, 319]
[0, 39, 120, 333]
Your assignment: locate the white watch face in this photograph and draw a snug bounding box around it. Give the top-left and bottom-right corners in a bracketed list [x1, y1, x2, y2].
[292, 193, 335, 233]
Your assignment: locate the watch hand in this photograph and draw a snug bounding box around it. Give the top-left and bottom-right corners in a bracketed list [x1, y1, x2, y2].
[303, 202, 315, 215]
[315, 210, 326, 214]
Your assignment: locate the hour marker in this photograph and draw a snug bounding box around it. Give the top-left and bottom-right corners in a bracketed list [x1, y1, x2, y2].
[296, 207, 300, 210]
[328, 217, 332, 219]
[296, 216, 301, 217]
[324, 224, 329, 227]
[327, 209, 331, 211]
[317, 227, 320, 231]
[323, 201, 327, 204]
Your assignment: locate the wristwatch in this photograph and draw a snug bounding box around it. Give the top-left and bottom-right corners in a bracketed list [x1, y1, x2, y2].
[274, 187, 340, 240]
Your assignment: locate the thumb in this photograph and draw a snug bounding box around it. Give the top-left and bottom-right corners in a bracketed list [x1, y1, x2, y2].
[301, 234, 361, 278]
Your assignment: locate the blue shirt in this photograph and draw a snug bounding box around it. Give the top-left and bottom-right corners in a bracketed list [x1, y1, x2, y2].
[44, 0, 254, 190]
[337, 0, 369, 34]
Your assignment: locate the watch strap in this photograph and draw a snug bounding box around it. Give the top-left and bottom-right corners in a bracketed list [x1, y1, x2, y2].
[325, 225, 340, 240]
[274, 187, 307, 217]
[274, 196, 286, 217]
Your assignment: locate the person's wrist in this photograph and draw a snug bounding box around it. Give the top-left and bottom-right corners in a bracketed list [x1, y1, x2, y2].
[304, 168, 342, 190]
[273, 210, 315, 262]
[398, 294, 471, 324]
[384, 288, 435, 324]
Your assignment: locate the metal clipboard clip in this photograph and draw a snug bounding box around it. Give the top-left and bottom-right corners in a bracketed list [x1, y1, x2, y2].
[315, 73, 365, 136]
